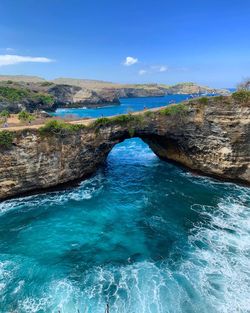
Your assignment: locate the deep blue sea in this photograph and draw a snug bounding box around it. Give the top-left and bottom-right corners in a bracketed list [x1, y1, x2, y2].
[52, 95, 192, 118]
[0, 96, 249, 313]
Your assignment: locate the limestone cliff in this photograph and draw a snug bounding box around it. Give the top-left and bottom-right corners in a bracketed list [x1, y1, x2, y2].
[0, 76, 229, 114]
[0, 94, 249, 200]
[0, 81, 120, 113]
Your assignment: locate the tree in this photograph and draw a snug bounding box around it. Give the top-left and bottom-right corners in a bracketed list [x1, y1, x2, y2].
[18, 110, 35, 124]
[0, 109, 10, 123]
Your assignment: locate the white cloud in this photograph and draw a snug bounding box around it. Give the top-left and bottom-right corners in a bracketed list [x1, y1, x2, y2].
[159, 66, 168, 72]
[123, 56, 138, 66]
[0, 54, 54, 67]
[138, 69, 147, 75]
[151, 65, 168, 72]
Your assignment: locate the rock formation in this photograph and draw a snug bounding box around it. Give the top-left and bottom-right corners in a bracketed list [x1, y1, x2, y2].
[0, 76, 230, 113]
[0, 94, 249, 200]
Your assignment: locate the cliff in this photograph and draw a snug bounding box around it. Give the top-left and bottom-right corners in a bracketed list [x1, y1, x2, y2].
[164, 82, 229, 95]
[0, 93, 249, 200]
[0, 76, 229, 113]
[0, 81, 120, 113]
[53, 78, 230, 97]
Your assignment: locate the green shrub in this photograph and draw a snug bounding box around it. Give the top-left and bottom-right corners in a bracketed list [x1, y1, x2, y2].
[18, 110, 34, 123]
[159, 103, 188, 116]
[39, 120, 85, 136]
[111, 114, 143, 124]
[92, 114, 143, 128]
[40, 81, 54, 87]
[144, 110, 154, 117]
[33, 93, 54, 105]
[92, 117, 111, 127]
[232, 90, 250, 102]
[0, 86, 29, 102]
[0, 109, 10, 119]
[111, 114, 133, 123]
[213, 95, 224, 101]
[0, 86, 54, 106]
[198, 97, 209, 105]
[0, 130, 14, 148]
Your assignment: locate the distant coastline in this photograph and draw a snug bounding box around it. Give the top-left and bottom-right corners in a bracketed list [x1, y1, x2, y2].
[0, 75, 230, 113]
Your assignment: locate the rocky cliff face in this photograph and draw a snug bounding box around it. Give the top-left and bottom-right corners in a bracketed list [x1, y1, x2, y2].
[0, 81, 120, 113]
[0, 76, 230, 114]
[164, 82, 229, 95]
[0, 95, 249, 200]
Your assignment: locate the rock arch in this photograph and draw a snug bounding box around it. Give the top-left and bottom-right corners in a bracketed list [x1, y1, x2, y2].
[0, 97, 249, 200]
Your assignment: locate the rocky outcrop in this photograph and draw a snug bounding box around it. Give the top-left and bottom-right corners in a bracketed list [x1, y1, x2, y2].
[0, 81, 120, 113]
[0, 95, 249, 200]
[164, 82, 229, 95]
[115, 86, 166, 98]
[0, 76, 230, 114]
[116, 83, 229, 98]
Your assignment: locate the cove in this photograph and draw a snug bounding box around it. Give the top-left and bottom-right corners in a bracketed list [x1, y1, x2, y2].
[0, 138, 249, 312]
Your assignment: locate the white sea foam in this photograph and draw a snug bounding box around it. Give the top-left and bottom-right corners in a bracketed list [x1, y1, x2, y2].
[0, 173, 104, 216]
[13, 192, 249, 313]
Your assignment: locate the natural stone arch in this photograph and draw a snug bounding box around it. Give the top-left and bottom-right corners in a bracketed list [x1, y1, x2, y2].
[0, 96, 249, 200]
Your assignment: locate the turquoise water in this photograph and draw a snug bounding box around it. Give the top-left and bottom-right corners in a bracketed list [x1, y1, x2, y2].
[52, 95, 192, 118]
[0, 96, 249, 313]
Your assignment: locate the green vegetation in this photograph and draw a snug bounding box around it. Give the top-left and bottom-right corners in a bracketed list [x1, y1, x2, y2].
[92, 114, 144, 128]
[0, 86, 55, 107]
[213, 95, 224, 101]
[39, 119, 86, 136]
[40, 81, 54, 87]
[143, 110, 154, 117]
[232, 90, 250, 102]
[0, 130, 14, 148]
[92, 117, 110, 127]
[34, 94, 54, 105]
[0, 109, 10, 121]
[159, 103, 188, 116]
[18, 110, 35, 123]
[0, 86, 30, 102]
[198, 97, 209, 105]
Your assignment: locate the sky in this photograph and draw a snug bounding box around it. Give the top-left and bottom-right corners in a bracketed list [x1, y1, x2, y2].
[0, 0, 249, 87]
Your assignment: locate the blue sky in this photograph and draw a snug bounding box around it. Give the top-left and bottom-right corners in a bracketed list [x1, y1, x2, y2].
[0, 0, 249, 87]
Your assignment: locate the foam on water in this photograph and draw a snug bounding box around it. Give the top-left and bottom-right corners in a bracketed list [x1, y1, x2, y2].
[0, 138, 249, 313]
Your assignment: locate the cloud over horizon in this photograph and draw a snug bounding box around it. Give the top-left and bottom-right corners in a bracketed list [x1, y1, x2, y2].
[123, 56, 138, 66]
[151, 65, 168, 72]
[0, 55, 54, 67]
[138, 65, 168, 75]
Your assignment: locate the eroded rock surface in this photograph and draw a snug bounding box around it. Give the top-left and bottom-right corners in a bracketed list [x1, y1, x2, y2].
[0, 96, 249, 200]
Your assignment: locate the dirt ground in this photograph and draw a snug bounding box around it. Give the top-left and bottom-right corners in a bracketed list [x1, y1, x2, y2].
[0, 114, 92, 130]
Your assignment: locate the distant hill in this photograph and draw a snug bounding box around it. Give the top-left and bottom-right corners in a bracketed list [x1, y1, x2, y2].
[0, 75, 230, 113]
[0, 75, 45, 83]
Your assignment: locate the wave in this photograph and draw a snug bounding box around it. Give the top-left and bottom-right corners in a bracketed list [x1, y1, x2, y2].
[2, 192, 249, 313]
[0, 173, 105, 216]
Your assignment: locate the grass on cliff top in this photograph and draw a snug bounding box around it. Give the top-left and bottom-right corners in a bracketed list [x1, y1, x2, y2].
[39, 104, 189, 138]
[159, 103, 188, 116]
[0, 130, 14, 148]
[232, 90, 250, 102]
[0, 86, 54, 105]
[39, 120, 86, 136]
[92, 113, 144, 127]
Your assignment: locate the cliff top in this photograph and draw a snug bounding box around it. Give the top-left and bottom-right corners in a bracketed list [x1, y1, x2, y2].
[0, 75, 228, 92]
